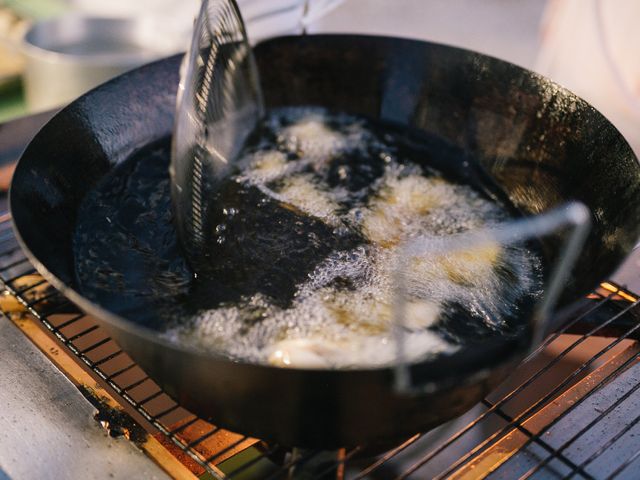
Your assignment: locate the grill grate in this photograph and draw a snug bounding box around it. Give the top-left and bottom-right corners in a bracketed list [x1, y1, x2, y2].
[1, 209, 640, 479]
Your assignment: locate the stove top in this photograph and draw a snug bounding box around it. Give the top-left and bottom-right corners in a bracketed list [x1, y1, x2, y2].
[0, 316, 169, 479]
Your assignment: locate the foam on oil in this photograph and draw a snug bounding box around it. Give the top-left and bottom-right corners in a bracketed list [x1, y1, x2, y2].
[160, 107, 544, 368]
[73, 107, 543, 369]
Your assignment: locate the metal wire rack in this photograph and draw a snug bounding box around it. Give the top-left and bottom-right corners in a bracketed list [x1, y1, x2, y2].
[2, 206, 640, 479]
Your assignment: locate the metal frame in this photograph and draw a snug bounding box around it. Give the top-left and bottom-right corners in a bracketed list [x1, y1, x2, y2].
[392, 202, 591, 394]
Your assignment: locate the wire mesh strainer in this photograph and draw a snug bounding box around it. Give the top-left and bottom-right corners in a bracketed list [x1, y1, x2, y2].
[171, 0, 263, 269]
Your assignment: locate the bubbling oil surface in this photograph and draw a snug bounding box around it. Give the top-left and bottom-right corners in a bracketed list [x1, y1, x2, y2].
[73, 107, 543, 369]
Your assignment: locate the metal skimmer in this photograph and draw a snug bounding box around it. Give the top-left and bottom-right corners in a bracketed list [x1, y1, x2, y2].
[171, 0, 263, 269]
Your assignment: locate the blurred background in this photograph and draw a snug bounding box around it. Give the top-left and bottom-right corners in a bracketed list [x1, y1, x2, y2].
[1, 0, 639, 153]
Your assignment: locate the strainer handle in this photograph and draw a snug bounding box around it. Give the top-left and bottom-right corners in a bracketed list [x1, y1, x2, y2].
[392, 202, 591, 395]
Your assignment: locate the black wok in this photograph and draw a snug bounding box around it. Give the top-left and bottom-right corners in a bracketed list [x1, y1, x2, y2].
[10, 35, 640, 448]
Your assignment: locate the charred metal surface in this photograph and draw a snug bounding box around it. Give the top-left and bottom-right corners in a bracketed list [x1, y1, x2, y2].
[78, 384, 149, 446]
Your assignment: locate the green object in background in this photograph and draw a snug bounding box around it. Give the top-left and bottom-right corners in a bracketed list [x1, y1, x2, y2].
[0, 0, 70, 122]
[2, 0, 67, 20]
[0, 78, 26, 123]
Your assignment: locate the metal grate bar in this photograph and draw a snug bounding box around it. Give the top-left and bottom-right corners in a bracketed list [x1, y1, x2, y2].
[65, 324, 100, 342]
[137, 390, 165, 406]
[185, 427, 221, 449]
[309, 447, 361, 480]
[0, 232, 17, 245]
[0, 229, 17, 242]
[13, 278, 47, 295]
[427, 302, 640, 480]
[79, 337, 111, 355]
[520, 361, 640, 479]
[0, 242, 19, 255]
[361, 295, 611, 478]
[352, 433, 423, 480]
[204, 436, 250, 464]
[521, 291, 611, 363]
[389, 292, 625, 478]
[0, 257, 30, 273]
[460, 344, 640, 478]
[485, 400, 588, 477]
[606, 446, 640, 479]
[0, 236, 18, 249]
[150, 404, 181, 421]
[37, 300, 75, 318]
[122, 376, 151, 393]
[25, 290, 64, 308]
[168, 416, 199, 436]
[92, 349, 125, 367]
[2, 268, 38, 284]
[105, 363, 137, 381]
[50, 314, 84, 332]
[0, 214, 12, 228]
[569, 411, 640, 477]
